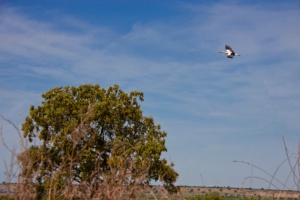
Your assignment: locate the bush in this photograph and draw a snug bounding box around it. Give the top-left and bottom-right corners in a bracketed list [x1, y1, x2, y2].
[0, 196, 14, 200]
[185, 192, 223, 200]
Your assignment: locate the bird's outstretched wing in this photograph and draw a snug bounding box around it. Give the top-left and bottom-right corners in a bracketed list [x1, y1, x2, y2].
[225, 45, 232, 51]
[225, 45, 235, 54]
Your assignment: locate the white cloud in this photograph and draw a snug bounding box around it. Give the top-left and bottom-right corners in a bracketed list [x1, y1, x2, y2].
[0, 2, 300, 187]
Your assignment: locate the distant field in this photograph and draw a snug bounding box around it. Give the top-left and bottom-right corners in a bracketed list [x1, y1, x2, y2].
[176, 186, 299, 199]
[1, 184, 299, 199]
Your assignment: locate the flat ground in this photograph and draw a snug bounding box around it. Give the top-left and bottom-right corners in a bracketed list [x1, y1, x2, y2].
[1, 184, 299, 199]
[150, 186, 300, 199]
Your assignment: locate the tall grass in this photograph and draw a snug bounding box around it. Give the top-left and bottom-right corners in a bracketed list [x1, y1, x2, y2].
[1, 114, 299, 199]
[234, 137, 299, 199]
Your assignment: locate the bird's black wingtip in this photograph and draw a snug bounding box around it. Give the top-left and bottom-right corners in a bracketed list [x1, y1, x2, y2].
[225, 44, 231, 49]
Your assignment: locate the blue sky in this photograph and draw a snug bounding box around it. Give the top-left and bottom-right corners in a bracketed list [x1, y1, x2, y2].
[1, 0, 300, 189]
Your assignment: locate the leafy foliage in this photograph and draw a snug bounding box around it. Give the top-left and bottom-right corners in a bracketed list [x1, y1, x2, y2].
[19, 84, 178, 199]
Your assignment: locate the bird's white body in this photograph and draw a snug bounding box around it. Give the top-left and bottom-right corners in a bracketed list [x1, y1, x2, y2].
[219, 45, 240, 58]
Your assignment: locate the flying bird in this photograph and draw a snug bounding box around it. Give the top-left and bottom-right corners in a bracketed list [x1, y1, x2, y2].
[219, 45, 240, 58]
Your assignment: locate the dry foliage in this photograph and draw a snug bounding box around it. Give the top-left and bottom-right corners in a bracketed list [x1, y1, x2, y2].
[1, 114, 157, 200]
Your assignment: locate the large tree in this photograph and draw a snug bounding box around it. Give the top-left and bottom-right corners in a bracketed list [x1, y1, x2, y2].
[19, 84, 178, 199]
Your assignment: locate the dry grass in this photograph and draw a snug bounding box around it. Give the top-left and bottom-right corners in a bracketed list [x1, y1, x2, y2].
[176, 186, 300, 199]
[1, 184, 300, 199]
[233, 137, 300, 193]
[0, 114, 158, 200]
[1, 115, 299, 200]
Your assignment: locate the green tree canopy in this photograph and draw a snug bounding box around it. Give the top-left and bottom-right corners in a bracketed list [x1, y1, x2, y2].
[20, 84, 178, 199]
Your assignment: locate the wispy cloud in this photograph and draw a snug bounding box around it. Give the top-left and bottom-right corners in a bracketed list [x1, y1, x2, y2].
[1, 3, 299, 129]
[0, 2, 300, 187]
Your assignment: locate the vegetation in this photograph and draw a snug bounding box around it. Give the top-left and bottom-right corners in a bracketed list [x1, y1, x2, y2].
[223, 198, 262, 200]
[185, 193, 263, 200]
[1, 84, 299, 199]
[234, 137, 300, 191]
[17, 84, 178, 199]
[185, 192, 224, 200]
[0, 196, 14, 200]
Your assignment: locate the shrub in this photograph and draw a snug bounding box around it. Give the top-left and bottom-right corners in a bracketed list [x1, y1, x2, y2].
[185, 192, 223, 200]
